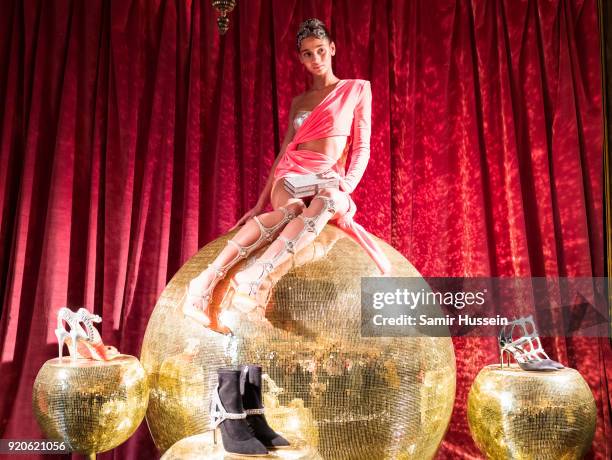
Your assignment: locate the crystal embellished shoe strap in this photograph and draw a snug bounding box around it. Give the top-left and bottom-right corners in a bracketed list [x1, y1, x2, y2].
[245, 408, 265, 415]
[223, 206, 298, 269]
[210, 386, 246, 429]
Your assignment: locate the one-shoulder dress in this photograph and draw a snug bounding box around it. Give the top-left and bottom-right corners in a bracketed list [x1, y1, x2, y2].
[272, 79, 391, 274]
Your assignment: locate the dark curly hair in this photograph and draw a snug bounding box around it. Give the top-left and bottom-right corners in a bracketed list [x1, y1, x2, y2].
[296, 18, 332, 51]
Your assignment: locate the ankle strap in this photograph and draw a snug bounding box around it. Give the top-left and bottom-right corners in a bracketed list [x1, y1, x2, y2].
[245, 408, 265, 415]
[239, 367, 267, 416]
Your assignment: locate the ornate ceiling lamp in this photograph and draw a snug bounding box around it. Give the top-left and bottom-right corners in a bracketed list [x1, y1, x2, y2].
[212, 0, 237, 35]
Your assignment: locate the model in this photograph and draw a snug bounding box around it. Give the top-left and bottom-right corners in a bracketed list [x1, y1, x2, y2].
[183, 18, 391, 327]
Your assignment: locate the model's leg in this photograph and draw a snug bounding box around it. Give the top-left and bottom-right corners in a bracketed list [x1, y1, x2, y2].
[232, 187, 350, 302]
[184, 184, 305, 325]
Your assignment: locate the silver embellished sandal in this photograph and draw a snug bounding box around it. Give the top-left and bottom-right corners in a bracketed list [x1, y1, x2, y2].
[182, 206, 297, 325]
[498, 315, 564, 371]
[229, 195, 336, 308]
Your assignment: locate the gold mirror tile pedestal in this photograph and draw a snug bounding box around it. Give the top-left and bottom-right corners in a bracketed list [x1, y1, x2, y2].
[467, 364, 597, 460]
[161, 431, 321, 460]
[142, 225, 457, 459]
[32, 355, 149, 459]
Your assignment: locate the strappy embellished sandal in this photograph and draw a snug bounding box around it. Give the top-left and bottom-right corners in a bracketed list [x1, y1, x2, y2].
[182, 206, 297, 325]
[218, 196, 336, 333]
[498, 315, 564, 371]
[55, 307, 119, 361]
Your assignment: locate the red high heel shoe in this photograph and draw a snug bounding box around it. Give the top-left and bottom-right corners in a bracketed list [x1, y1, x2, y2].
[74, 308, 120, 360]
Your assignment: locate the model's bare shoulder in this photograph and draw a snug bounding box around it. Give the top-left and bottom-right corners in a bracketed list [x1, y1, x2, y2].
[289, 97, 297, 121]
[283, 95, 301, 140]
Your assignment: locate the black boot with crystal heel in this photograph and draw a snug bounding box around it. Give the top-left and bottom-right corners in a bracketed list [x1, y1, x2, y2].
[498, 315, 564, 371]
[210, 368, 269, 456]
[241, 365, 291, 449]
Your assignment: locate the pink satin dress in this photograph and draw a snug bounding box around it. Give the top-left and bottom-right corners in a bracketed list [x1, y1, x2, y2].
[272, 79, 391, 274]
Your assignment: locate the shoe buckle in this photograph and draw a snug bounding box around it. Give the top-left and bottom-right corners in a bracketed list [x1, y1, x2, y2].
[261, 261, 274, 273]
[327, 199, 336, 213]
[304, 219, 316, 233]
[285, 240, 296, 254]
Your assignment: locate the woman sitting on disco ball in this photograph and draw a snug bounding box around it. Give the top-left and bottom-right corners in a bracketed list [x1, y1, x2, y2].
[183, 18, 391, 329]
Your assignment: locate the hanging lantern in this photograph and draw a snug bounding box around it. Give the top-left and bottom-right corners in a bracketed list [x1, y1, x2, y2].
[212, 0, 236, 35]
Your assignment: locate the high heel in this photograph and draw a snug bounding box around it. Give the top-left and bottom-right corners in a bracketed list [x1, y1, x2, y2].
[241, 365, 290, 449]
[229, 274, 271, 312]
[55, 307, 119, 361]
[55, 307, 88, 361]
[182, 206, 298, 325]
[55, 329, 67, 360]
[72, 308, 120, 361]
[227, 194, 336, 310]
[209, 368, 268, 456]
[217, 276, 271, 333]
[182, 262, 226, 326]
[498, 315, 564, 371]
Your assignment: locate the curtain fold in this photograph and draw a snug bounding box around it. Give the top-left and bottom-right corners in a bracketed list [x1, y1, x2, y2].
[0, 1, 608, 458]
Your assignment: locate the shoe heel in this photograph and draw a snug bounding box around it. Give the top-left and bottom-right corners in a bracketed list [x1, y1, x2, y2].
[55, 329, 66, 360]
[503, 349, 512, 368]
[69, 330, 80, 360]
[209, 392, 219, 446]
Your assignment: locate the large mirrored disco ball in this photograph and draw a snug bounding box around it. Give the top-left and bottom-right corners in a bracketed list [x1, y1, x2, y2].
[141, 225, 456, 459]
[467, 364, 597, 460]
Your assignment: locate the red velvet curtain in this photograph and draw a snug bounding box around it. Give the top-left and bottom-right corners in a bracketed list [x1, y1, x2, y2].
[0, 0, 609, 459]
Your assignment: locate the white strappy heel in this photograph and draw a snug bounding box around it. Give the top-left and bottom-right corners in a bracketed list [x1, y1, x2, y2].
[230, 195, 336, 305]
[218, 195, 336, 333]
[182, 206, 297, 325]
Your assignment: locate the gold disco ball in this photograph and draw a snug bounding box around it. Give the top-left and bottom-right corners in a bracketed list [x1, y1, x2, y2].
[467, 364, 597, 460]
[141, 225, 456, 459]
[161, 430, 322, 460]
[32, 355, 149, 455]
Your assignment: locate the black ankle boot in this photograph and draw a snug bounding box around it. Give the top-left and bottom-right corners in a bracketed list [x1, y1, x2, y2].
[210, 368, 268, 456]
[241, 365, 291, 449]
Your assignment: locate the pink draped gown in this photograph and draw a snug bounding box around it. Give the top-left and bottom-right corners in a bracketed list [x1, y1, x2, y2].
[272, 79, 391, 274]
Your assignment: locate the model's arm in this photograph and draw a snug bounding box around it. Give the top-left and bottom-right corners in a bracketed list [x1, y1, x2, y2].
[339, 80, 371, 194]
[256, 96, 299, 208]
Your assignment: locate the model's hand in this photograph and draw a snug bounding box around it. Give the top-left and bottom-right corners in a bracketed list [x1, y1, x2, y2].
[316, 170, 337, 180]
[317, 171, 353, 193]
[338, 178, 353, 193]
[228, 203, 264, 232]
[317, 170, 345, 189]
